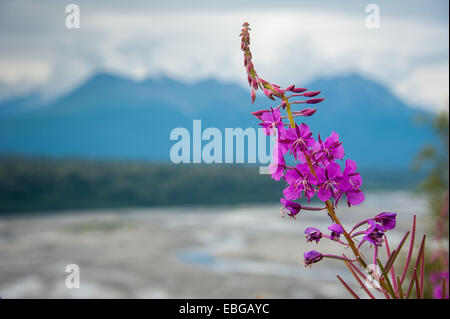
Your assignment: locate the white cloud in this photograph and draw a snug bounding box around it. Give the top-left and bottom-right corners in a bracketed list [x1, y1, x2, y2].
[0, 2, 448, 112]
[0, 59, 50, 85]
[395, 63, 449, 111]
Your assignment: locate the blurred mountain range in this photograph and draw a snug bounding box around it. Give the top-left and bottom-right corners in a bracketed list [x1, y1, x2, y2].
[0, 72, 435, 168]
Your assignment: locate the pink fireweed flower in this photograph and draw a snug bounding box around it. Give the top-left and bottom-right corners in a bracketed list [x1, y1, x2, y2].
[280, 198, 301, 218]
[304, 250, 323, 266]
[362, 220, 385, 247]
[340, 160, 362, 189]
[269, 142, 285, 181]
[374, 212, 397, 231]
[328, 224, 344, 241]
[305, 227, 323, 243]
[283, 163, 317, 202]
[259, 108, 282, 136]
[313, 131, 345, 165]
[278, 123, 315, 161]
[316, 162, 343, 202]
[338, 159, 364, 206]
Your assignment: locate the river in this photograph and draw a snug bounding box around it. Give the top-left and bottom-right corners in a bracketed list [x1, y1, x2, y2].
[0, 191, 430, 298]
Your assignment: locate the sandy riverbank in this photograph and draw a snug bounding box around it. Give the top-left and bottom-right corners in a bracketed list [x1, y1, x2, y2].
[0, 191, 429, 298]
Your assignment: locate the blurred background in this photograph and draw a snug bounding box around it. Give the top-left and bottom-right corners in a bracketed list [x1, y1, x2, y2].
[0, 0, 448, 298]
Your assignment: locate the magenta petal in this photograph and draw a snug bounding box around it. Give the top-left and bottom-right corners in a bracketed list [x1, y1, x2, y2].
[318, 187, 331, 202]
[333, 144, 345, 159]
[283, 184, 299, 200]
[269, 163, 283, 181]
[327, 162, 342, 179]
[325, 131, 339, 146]
[344, 159, 357, 175]
[272, 107, 281, 121]
[347, 190, 365, 206]
[284, 169, 300, 183]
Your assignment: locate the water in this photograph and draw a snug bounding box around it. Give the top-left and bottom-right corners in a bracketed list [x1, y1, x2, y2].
[0, 191, 429, 298]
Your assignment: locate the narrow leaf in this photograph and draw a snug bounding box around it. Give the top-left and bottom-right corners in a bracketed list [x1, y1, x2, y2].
[397, 276, 404, 299]
[377, 258, 397, 299]
[344, 261, 376, 299]
[406, 267, 417, 299]
[336, 275, 360, 299]
[384, 235, 398, 293]
[385, 230, 409, 274]
[420, 239, 425, 299]
[401, 216, 416, 284]
[414, 268, 421, 299]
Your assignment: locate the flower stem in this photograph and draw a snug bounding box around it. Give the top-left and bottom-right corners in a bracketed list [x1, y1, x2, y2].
[284, 97, 296, 128]
[323, 254, 357, 262]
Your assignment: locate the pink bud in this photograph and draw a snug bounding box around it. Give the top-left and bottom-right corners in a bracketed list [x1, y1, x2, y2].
[306, 98, 325, 104]
[285, 84, 295, 91]
[273, 87, 285, 96]
[251, 89, 256, 103]
[302, 90, 321, 97]
[294, 108, 317, 116]
[280, 100, 287, 109]
[292, 87, 307, 93]
[263, 88, 275, 100]
[250, 109, 268, 120]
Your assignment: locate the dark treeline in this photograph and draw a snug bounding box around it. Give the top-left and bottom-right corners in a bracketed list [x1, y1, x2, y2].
[0, 156, 424, 214]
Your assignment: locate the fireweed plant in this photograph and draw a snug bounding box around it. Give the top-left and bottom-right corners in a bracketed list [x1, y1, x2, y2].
[239, 22, 439, 299]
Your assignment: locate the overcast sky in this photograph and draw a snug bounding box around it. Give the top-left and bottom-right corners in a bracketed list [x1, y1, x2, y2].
[0, 0, 448, 112]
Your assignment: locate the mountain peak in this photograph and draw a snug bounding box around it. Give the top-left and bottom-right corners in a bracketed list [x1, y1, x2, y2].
[0, 72, 435, 168]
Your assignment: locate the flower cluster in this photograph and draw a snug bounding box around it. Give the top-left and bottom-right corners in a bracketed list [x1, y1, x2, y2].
[241, 24, 364, 221]
[240, 22, 431, 299]
[303, 212, 397, 266]
[302, 213, 397, 267]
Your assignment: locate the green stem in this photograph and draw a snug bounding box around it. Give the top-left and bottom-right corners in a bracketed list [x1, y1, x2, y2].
[284, 97, 296, 128]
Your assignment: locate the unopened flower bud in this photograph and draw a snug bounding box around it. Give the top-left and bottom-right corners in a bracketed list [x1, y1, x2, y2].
[304, 250, 323, 266]
[302, 90, 321, 97]
[306, 98, 325, 104]
[292, 87, 307, 93]
[263, 88, 275, 100]
[250, 109, 267, 120]
[305, 228, 322, 243]
[293, 108, 317, 116]
[374, 212, 397, 231]
[285, 84, 295, 91]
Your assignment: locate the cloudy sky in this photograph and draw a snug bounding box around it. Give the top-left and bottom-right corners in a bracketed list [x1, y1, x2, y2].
[0, 0, 448, 112]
